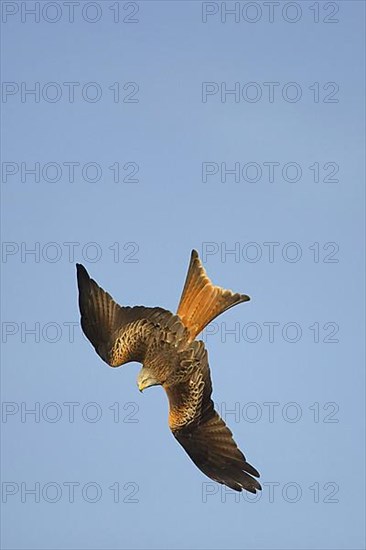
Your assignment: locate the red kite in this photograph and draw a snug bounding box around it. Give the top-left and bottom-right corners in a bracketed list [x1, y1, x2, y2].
[77, 250, 261, 493]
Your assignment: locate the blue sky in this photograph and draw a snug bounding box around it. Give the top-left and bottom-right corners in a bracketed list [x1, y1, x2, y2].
[1, 1, 365, 549]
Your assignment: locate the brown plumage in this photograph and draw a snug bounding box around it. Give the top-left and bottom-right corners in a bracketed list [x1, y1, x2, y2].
[76, 250, 261, 493]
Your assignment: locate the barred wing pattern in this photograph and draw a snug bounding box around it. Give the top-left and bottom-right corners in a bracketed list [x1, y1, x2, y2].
[76, 264, 175, 367]
[166, 345, 261, 493]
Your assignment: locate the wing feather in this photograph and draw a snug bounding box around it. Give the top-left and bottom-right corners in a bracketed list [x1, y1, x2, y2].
[76, 264, 175, 366]
[165, 344, 261, 493]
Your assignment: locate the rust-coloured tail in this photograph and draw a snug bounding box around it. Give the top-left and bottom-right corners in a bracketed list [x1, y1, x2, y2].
[176, 250, 250, 341]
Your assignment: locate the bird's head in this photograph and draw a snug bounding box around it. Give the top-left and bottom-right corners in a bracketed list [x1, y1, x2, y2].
[137, 367, 159, 392]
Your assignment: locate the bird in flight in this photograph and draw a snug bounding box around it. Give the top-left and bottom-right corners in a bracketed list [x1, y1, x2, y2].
[76, 250, 261, 493]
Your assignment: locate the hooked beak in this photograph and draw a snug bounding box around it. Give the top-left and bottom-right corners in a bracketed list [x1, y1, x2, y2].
[137, 368, 159, 393]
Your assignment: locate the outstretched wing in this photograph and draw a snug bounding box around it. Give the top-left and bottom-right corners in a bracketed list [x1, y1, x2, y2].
[76, 264, 175, 366]
[165, 344, 261, 493]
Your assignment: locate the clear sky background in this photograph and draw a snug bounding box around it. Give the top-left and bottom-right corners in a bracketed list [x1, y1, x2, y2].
[1, 1, 365, 549]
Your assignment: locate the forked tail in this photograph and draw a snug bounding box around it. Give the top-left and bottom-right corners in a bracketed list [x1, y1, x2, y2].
[177, 250, 250, 341]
